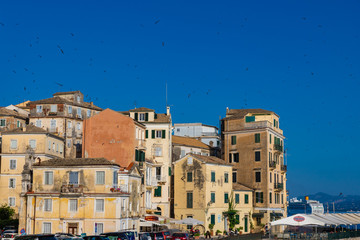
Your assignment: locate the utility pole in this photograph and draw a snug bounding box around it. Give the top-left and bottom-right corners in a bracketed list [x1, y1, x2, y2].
[333, 202, 335, 213]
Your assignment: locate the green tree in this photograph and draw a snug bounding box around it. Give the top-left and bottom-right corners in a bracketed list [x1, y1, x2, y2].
[223, 191, 239, 230]
[0, 204, 15, 220]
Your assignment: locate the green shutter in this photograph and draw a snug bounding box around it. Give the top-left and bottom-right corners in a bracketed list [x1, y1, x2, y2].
[235, 214, 240, 223]
[225, 193, 229, 203]
[246, 116, 255, 122]
[145, 113, 149, 121]
[211, 193, 215, 203]
[154, 186, 162, 197]
[261, 192, 264, 203]
[270, 134, 272, 144]
[211, 172, 215, 182]
[187, 192, 193, 208]
[152, 130, 155, 139]
[135, 149, 139, 161]
[235, 194, 239, 204]
[245, 194, 249, 204]
[211, 214, 215, 225]
[169, 167, 171, 176]
[135, 113, 138, 120]
[145, 130, 148, 138]
[231, 136, 236, 145]
[187, 172, 192, 182]
[255, 133, 260, 143]
[273, 119, 276, 127]
[141, 151, 145, 162]
[269, 192, 272, 204]
[162, 130, 166, 139]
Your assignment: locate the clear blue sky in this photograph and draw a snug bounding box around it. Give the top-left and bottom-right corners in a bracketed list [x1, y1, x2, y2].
[1, 0, 359, 196]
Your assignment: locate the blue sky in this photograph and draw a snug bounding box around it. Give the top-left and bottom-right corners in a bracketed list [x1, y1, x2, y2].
[1, 0, 359, 196]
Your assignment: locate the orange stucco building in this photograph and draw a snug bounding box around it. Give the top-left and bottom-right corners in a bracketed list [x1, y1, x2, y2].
[82, 108, 146, 167]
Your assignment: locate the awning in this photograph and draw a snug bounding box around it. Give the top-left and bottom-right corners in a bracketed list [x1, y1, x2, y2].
[252, 213, 264, 218]
[271, 214, 325, 226]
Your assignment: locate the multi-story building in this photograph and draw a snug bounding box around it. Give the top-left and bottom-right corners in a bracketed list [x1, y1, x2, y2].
[0, 125, 64, 216]
[0, 107, 27, 134]
[172, 135, 211, 161]
[221, 108, 287, 228]
[19, 158, 130, 235]
[173, 154, 253, 233]
[124, 107, 172, 218]
[174, 123, 220, 157]
[27, 91, 102, 158]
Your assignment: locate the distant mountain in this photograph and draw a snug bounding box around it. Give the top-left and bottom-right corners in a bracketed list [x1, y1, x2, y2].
[295, 192, 360, 212]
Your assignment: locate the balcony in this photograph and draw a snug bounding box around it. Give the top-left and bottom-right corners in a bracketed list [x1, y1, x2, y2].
[242, 121, 283, 134]
[156, 175, 167, 184]
[269, 161, 276, 169]
[274, 144, 283, 152]
[146, 177, 158, 188]
[274, 183, 284, 191]
[281, 165, 287, 172]
[60, 184, 83, 194]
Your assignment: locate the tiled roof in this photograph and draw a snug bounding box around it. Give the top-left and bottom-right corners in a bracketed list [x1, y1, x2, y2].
[190, 154, 232, 166]
[53, 90, 81, 96]
[129, 107, 155, 112]
[3, 124, 47, 134]
[33, 158, 119, 167]
[28, 96, 102, 111]
[224, 108, 278, 120]
[0, 107, 27, 119]
[153, 113, 171, 123]
[172, 136, 211, 149]
[233, 183, 253, 191]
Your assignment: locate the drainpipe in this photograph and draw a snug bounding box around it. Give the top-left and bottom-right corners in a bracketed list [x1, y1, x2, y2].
[33, 196, 36, 234]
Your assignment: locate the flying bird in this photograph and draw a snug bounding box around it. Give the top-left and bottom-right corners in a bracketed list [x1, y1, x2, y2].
[154, 20, 160, 24]
[55, 82, 63, 87]
[57, 45, 64, 54]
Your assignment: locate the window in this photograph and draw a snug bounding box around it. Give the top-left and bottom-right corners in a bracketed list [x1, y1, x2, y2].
[35, 119, 42, 127]
[77, 96, 80, 102]
[187, 157, 193, 165]
[9, 178, 15, 188]
[50, 119, 56, 132]
[224, 193, 229, 203]
[0, 119, 5, 126]
[36, 105, 43, 113]
[50, 105, 57, 112]
[69, 199, 78, 212]
[87, 109, 91, 118]
[10, 159, 16, 170]
[154, 186, 162, 197]
[255, 192, 264, 203]
[156, 167, 161, 180]
[211, 214, 215, 225]
[233, 153, 239, 163]
[235, 194, 240, 204]
[281, 194, 284, 204]
[246, 116, 255, 122]
[96, 171, 105, 185]
[270, 134, 272, 144]
[77, 122, 81, 130]
[255, 151, 261, 162]
[69, 172, 79, 185]
[270, 172, 272, 183]
[96, 199, 105, 212]
[67, 139, 72, 148]
[187, 192, 193, 208]
[95, 223, 104, 235]
[155, 147, 162, 157]
[60, 144, 63, 154]
[68, 106, 72, 114]
[245, 194, 249, 204]
[44, 171, 53, 185]
[211, 171, 215, 182]
[269, 192, 272, 204]
[77, 108, 82, 117]
[9, 197, 15, 207]
[211, 192, 215, 203]
[68, 121, 72, 129]
[224, 173, 229, 183]
[156, 130, 165, 139]
[29, 139, 36, 149]
[48, 140, 51, 150]
[43, 222, 51, 234]
[10, 140, 17, 149]
[52, 142, 55, 151]
[187, 172, 192, 182]
[255, 172, 261, 182]
[231, 136, 236, 145]
[113, 171, 118, 187]
[44, 199, 52, 211]
[139, 113, 145, 121]
[255, 133, 260, 143]
[232, 171, 237, 183]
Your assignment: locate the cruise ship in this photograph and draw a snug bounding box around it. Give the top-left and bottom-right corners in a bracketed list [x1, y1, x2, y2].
[288, 197, 325, 216]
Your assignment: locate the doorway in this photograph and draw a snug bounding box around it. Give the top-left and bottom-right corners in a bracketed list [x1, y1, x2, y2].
[68, 223, 78, 235]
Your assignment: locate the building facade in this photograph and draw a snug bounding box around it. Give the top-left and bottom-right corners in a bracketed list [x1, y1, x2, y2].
[27, 91, 102, 158]
[0, 107, 27, 134]
[172, 135, 211, 161]
[19, 158, 129, 235]
[0, 125, 64, 216]
[221, 108, 287, 228]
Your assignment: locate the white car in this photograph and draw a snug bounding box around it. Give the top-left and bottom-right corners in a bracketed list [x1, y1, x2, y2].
[2, 232, 18, 240]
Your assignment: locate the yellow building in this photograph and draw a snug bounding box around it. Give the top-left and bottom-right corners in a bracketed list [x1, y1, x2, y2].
[232, 183, 253, 233]
[0, 125, 64, 216]
[19, 158, 130, 235]
[221, 108, 287, 229]
[173, 154, 253, 233]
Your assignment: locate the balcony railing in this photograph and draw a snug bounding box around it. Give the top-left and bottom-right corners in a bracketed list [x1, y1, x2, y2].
[269, 161, 276, 169]
[61, 184, 83, 193]
[281, 165, 287, 172]
[146, 177, 158, 187]
[156, 175, 167, 183]
[274, 183, 284, 191]
[274, 144, 283, 152]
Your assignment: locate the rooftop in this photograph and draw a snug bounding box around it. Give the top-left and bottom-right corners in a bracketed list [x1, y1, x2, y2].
[224, 108, 278, 120]
[2, 124, 64, 139]
[33, 158, 119, 167]
[0, 107, 27, 119]
[172, 136, 211, 149]
[189, 154, 232, 166]
[129, 107, 155, 112]
[233, 183, 253, 191]
[28, 96, 102, 111]
[53, 90, 82, 96]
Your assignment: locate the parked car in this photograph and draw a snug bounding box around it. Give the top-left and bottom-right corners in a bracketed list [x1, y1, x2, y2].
[148, 233, 164, 240]
[102, 232, 128, 240]
[2, 230, 18, 239]
[120, 231, 138, 240]
[171, 233, 189, 240]
[158, 232, 171, 240]
[2, 232, 18, 240]
[15, 234, 59, 240]
[138, 233, 151, 240]
[82, 235, 109, 240]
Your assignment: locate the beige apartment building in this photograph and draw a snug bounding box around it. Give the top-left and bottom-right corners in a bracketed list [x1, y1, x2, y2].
[0, 107, 27, 134]
[0, 125, 64, 216]
[27, 91, 102, 158]
[221, 109, 287, 229]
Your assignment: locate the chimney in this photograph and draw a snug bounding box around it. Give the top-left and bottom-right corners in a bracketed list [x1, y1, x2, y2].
[90, 102, 93, 107]
[226, 107, 229, 113]
[166, 106, 170, 115]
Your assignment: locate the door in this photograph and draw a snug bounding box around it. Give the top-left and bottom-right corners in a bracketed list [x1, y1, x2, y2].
[68, 223, 78, 235]
[244, 216, 248, 232]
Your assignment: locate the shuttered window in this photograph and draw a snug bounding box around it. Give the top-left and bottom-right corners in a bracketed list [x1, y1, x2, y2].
[10, 140, 17, 149]
[44, 171, 53, 185]
[10, 160, 16, 170]
[231, 136, 236, 145]
[162, 130, 166, 139]
[232, 171, 237, 183]
[229, 153, 232, 163]
[152, 130, 155, 139]
[255, 172, 261, 182]
[96, 171, 105, 185]
[236, 214, 240, 222]
[224, 193, 229, 203]
[69, 199, 78, 212]
[145, 113, 149, 121]
[134, 113, 138, 120]
[154, 186, 162, 197]
[96, 199, 105, 212]
[255, 133, 260, 143]
[255, 151, 261, 162]
[145, 130, 148, 138]
[269, 192, 272, 204]
[211, 192, 215, 203]
[235, 194, 240, 204]
[187, 172, 192, 182]
[211, 214, 215, 225]
[44, 199, 52, 211]
[69, 172, 79, 185]
[245, 194, 249, 204]
[246, 116, 255, 122]
[113, 171, 118, 187]
[211, 172, 215, 182]
[234, 153, 239, 163]
[224, 173, 229, 183]
[9, 178, 15, 188]
[43, 223, 51, 234]
[187, 192, 193, 208]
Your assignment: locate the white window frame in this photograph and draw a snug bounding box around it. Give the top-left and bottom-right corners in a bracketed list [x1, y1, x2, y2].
[68, 106, 72, 114]
[139, 113, 145, 121]
[155, 130, 162, 138]
[77, 96, 80, 103]
[36, 105, 43, 113]
[8, 197, 15, 207]
[67, 139, 72, 148]
[44, 171, 53, 185]
[77, 108, 82, 118]
[95, 223, 104, 235]
[77, 122, 81, 130]
[42, 222, 51, 234]
[35, 119, 42, 127]
[44, 199, 52, 212]
[50, 104, 57, 112]
[69, 199, 78, 212]
[87, 109, 91, 118]
[68, 121, 72, 129]
[9, 178, 15, 188]
[155, 146, 162, 157]
[10, 159, 16, 170]
[29, 139, 36, 149]
[96, 171, 105, 185]
[95, 199, 105, 212]
[10, 140, 17, 150]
